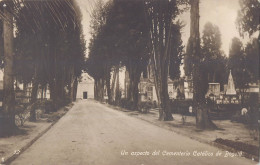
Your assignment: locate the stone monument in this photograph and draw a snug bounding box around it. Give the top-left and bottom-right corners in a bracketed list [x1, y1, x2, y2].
[226, 70, 236, 95]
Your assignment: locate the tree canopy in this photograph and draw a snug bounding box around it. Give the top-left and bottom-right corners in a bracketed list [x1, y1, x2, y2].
[201, 22, 227, 92]
[236, 0, 260, 37]
[169, 21, 184, 80]
[244, 38, 259, 82]
[228, 37, 250, 90]
[13, 0, 85, 113]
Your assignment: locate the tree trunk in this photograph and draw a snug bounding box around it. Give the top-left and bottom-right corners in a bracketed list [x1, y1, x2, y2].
[44, 86, 47, 99]
[15, 77, 18, 90]
[115, 66, 120, 105]
[2, 2, 16, 135]
[111, 67, 117, 102]
[159, 63, 173, 121]
[59, 66, 66, 101]
[94, 79, 97, 100]
[190, 0, 216, 130]
[23, 83, 27, 91]
[196, 103, 217, 129]
[101, 78, 105, 102]
[72, 78, 78, 101]
[126, 67, 133, 102]
[145, 1, 173, 121]
[132, 75, 139, 109]
[105, 70, 112, 104]
[96, 79, 100, 101]
[68, 81, 72, 101]
[41, 87, 44, 100]
[55, 77, 63, 102]
[126, 61, 141, 110]
[69, 78, 75, 102]
[49, 80, 55, 101]
[95, 78, 102, 102]
[30, 78, 39, 122]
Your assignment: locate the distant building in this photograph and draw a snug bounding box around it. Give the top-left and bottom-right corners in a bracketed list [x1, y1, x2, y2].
[135, 63, 184, 103]
[77, 73, 94, 99]
[205, 83, 220, 98]
[184, 76, 193, 99]
[138, 76, 175, 102]
[21, 83, 50, 102]
[245, 82, 259, 93]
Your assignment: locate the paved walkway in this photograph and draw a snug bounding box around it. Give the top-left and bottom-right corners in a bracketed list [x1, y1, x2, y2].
[11, 100, 255, 165]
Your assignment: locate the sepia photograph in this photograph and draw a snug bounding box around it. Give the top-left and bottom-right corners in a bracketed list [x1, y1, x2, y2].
[0, 0, 259, 164]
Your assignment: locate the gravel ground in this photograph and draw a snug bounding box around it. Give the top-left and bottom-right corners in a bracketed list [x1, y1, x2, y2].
[10, 100, 256, 165]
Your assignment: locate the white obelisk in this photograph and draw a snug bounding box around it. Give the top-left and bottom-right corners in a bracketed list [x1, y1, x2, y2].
[226, 70, 236, 95]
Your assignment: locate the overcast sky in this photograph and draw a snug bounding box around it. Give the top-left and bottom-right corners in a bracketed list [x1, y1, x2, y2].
[180, 0, 248, 56]
[76, 0, 251, 57]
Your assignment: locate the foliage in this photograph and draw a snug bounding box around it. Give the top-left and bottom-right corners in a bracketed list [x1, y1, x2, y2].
[86, 0, 187, 111]
[86, 0, 150, 105]
[188, 0, 217, 129]
[185, 22, 228, 92]
[13, 0, 85, 123]
[244, 38, 259, 82]
[120, 98, 135, 110]
[169, 21, 185, 80]
[0, 0, 85, 135]
[236, 0, 259, 82]
[0, 0, 17, 134]
[145, 0, 187, 120]
[106, 0, 149, 66]
[228, 37, 250, 90]
[89, 0, 110, 37]
[109, 0, 149, 107]
[86, 0, 120, 78]
[200, 22, 227, 92]
[202, 22, 222, 54]
[85, 0, 113, 102]
[15, 0, 85, 99]
[138, 102, 153, 113]
[86, 33, 107, 80]
[170, 99, 193, 115]
[15, 103, 29, 126]
[236, 0, 260, 37]
[183, 38, 193, 77]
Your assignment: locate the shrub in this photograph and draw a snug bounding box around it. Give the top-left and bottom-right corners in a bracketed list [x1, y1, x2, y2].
[119, 98, 127, 108]
[15, 104, 28, 126]
[119, 99, 136, 110]
[126, 101, 135, 110]
[230, 93, 259, 127]
[138, 102, 153, 113]
[42, 100, 55, 113]
[170, 99, 193, 115]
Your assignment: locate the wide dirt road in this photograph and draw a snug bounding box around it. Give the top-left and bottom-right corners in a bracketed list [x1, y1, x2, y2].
[11, 100, 255, 165]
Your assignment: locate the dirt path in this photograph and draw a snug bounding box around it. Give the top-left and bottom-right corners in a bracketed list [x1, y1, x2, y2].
[10, 100, 255, 165]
